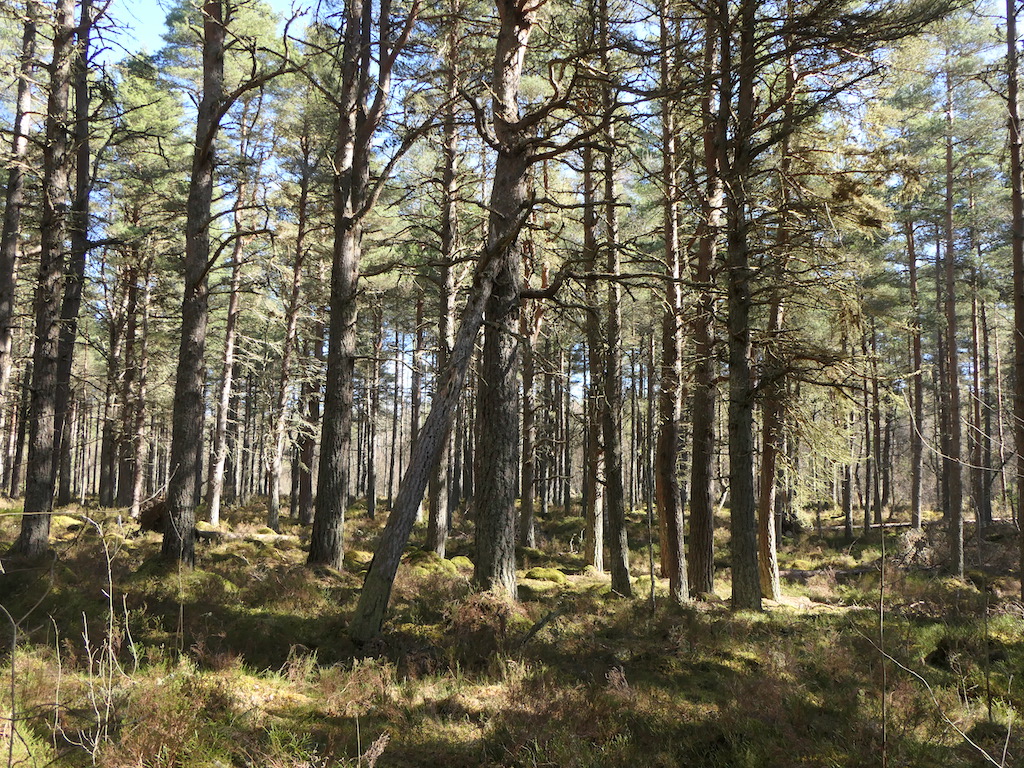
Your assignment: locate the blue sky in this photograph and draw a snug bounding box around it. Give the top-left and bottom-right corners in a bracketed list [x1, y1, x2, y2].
[112, 0, 177, 54]
[110, 0, 300, 57]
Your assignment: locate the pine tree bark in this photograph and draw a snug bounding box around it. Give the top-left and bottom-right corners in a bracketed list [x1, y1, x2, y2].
[350, 0, 540, 637]
[723, 0, 761, 611]
[688, 15, 722, 597]
[906, 220, 924, 529]
[655, 0, 687, 604]
[163, 0, 225, 565]
[943, 67, 964, 577]
[0, 1, 37, 488]
[53, 0, 94, 509]
[309, 0, 417, 567]
[1007, 0, 1024, 589]
[582, 148, 605, 574]
[10, 0, 75, 558]
[425, 24, 459, 551]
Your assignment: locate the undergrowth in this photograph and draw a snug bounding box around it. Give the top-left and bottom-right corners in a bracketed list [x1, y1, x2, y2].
[0, 499, 1021, 767]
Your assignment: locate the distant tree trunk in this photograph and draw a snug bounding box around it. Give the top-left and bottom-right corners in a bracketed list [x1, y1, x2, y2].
[423, 66, 456, 548]
[116, 272, 140, 508]
[266, 148, 310, 530]
[871, 324, 883, 525]
[11, 0, 75, 557]
[980, 297, 995, 524]
[519, 271, 544, 548]
[906, 220, 923, 529]
[757, 294, 785, 602]
[298, 323, 325, 526]
[426, 135, 457, 551]
[582, 148, 605, 574]
[755, 32, 795, 602]
[8, 363, 29, 498]
[943, 68, 964, 578]
[163, 0, 225, 565]
[655, 0, 687, 604]
[366, 308, 383, 520]
[410, 295, 424, 520]
[1003, 1, 1019, 589]
[0, 2, 37, 486]
[427, 16, 459, 553]
[688, 15, 721, 597]
[129, 267, 152, 519]
[98, 309, 123, 508]
[561, 350, 572, 515]
[386, 335, 401, 508]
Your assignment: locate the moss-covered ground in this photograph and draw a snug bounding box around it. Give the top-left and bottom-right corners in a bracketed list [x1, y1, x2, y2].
[1, 499, 1022, 767]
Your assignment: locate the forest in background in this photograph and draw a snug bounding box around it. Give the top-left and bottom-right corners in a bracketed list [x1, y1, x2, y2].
[3, 0, 1024, 763]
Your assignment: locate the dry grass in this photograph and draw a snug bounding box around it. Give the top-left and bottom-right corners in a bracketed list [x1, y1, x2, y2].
[1, 502, 1022, 767]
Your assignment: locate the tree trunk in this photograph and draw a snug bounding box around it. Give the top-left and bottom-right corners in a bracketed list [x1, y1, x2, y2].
[266, 146, 310, 530]
[519, 279, 543, 548]
[599, 0, 631, 598]
[366, 308, 382, 519]
[129, 266, 153, 519]
[943, 68, 964, 578]
[907, 220, 923, 529]
[116, 272, 140, 508]
[688, 14, 722, 597]
[655, 0, 687, 604]
[0, 1, 37, 487]
[53, 0, 94, 510]
[426, 51, 459, 549]
[309, 0, 414, 566]
[163, 0, 225, 565]
[350, 0, 539, 637]
[582, 148, 605, 574]
[10, 0, 75, 558]
[723, 0, 761, 611]
[757, 297, 785, 602]
[426, 70, 458, 550]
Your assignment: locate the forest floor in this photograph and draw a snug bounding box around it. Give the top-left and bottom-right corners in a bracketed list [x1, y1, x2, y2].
[1, 498, 1023, 767]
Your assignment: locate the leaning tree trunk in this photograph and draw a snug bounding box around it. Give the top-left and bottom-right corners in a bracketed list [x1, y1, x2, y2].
[163, 0, 225, 565]
[350, 0, 540, 639]
[10, 0, 75, 558]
